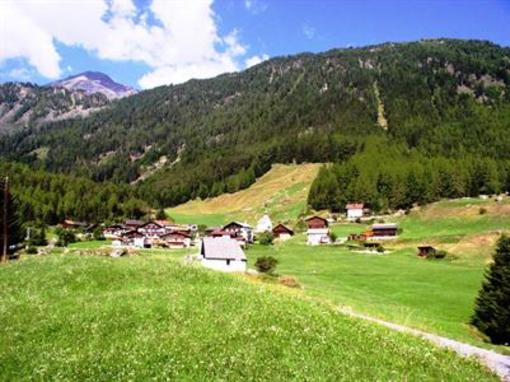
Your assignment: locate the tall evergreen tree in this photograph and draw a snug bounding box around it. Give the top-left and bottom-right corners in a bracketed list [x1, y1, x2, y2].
[471, 235, 510, 344]
[0, 178, 24, 259]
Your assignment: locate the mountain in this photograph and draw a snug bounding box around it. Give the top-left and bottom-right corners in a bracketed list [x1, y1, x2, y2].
[1, 39, 510, 209]
[0, 82, 109, 134]
[50, 71, 137, 100]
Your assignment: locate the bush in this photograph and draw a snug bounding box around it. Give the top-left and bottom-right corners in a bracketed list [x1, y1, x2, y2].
[27, 226, 48, 246]
[479, 207, 488, 215]
[376, 245, 385, 253]
[26, 246, 37, 254]
[92, 227, 105, 241]
[330, 232, 337, 243]
[255, 256, 278, 275]
[471, 235, 510, 345]
[426, 249, 449, 260]
[55, 228, 77, 247]
[258, 231, 274, 245]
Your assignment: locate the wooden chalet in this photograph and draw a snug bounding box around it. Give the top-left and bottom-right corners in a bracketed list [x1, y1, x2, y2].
[138, 221, 167, 238]
[223, 221, 254, 243]
[272, 224, 294, 240]
[305, 216, 329, 229]
[370, 223, 398, 239]
[161, 231, 192, 248]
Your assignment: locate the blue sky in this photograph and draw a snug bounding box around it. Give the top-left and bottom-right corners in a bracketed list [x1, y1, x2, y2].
[1, 0, 509, 89]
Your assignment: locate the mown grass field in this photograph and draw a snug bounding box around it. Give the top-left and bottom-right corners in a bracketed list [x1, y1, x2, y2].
[0, 254, 497, 380]
[247, 196, 510, 353]
[167, 163, 321, 226]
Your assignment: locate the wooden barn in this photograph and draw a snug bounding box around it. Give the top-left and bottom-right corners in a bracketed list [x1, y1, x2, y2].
[370, 223, 398, 240]
[305, 216, 329, 229]
[272, 224, 294, 240]
[305, 216, 330, 245]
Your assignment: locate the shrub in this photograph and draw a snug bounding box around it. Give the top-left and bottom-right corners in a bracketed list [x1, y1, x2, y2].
[255, 256, 278, 275]
[330, 232, 337, 243]
[376, 245, 385, 253]
[258, 231, 274, 245]
[92, 227, 105, 241]
[479, 207, 488, 215]
[471, 235, 510, 345]
[26, 246, 37, 254]
[55, 228, 77, 247]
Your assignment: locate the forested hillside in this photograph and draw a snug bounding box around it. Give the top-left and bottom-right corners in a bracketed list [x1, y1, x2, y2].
[0, 161, 146, 224]
[1, 39, 510, 210]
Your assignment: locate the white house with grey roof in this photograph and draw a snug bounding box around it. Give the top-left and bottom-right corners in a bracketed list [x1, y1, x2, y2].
[200, 237, 247, 273]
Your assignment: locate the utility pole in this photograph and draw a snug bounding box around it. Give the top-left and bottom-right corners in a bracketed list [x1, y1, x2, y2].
[1, 177, 8, 263]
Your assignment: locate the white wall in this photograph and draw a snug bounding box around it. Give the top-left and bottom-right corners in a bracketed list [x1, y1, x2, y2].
[202, 258, 247, 272]
[307, 231, 330, 245]
[347, 208, 363, 220]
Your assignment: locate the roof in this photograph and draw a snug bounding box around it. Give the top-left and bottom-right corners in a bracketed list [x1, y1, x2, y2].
[346, 203, 364, 209]
[305, 215, 328, 222]
[257, 215, 272, 224]
[63, 219, 87, 226]
[154, 220, 173, 226]
[201, 237, 246, 261]
[273, 223, 294, 235]
[139, 221, 163, 229]
[224, 221, 252, 229]
[372, 223, 398, 229]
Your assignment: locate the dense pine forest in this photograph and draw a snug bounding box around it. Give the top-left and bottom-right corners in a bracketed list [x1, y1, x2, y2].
[1, 38, 510, 216]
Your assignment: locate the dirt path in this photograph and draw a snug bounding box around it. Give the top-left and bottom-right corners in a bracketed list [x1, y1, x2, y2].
[338, 308, 510, 381]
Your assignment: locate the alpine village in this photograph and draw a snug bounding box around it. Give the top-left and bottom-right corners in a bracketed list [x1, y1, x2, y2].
[1, 1, 510, 380]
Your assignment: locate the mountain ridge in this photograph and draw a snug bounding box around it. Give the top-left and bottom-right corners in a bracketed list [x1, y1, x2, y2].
[50, 71, 137, 99]
[1, 38, 510, 209]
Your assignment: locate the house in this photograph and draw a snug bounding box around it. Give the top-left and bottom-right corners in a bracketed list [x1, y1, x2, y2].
[200, 237, 247, 272]
[346, 203, 364, 220]
[417, 245, 437, 257]
[61, 219, 88, 230]
[223, 221, 254, 243]
[206, 228, 233, 238]
[370, 223, 398, 240]
[121, 230, 147, 247]
[272, 224, 294, 240]
[256, 214, 273, 233]
[305, 216, 330, 245]
[161, 231, 192, 248]
[103, 224, 127, 239]
[138, 221, 167, 238]
[305, 216, 329, 229]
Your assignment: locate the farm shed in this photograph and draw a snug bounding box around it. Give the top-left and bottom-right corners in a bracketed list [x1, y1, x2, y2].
[272, 224, 294, 240]
[200, 237, 247, 272]
[370, 223, 398, 240]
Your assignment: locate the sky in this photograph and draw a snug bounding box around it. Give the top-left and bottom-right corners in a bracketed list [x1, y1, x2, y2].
[1, 0, 509, 90]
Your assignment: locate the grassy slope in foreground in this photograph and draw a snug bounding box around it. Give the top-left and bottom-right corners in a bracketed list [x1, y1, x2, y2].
[0, 254, 496, 381]
[167, 163, 321, 226]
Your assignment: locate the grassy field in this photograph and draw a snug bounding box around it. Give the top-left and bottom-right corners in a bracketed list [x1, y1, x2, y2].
[0, 254, 497, 380]
[167, 163, 321, 226]
[243, 197, 510, 354]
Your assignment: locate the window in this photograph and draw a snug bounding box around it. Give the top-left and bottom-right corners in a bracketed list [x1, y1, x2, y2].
[226, 259, 231, 266]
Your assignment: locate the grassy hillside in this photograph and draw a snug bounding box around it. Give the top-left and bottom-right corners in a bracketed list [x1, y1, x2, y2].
[167, 163, 321, 226]
[0, 254, 497, 380]
[247, 196, 510, 353]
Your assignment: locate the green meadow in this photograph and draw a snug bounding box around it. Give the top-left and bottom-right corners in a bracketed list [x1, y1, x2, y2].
[0, 254, 497, 380]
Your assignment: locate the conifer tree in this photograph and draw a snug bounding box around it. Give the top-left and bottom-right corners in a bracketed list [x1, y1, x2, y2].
[0, 178, 23, 258]
[471, 235, 510, 344]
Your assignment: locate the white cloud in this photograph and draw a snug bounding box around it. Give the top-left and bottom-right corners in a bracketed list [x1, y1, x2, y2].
[0, 0, 253, 88]
[8, 67, 32, 81]
[244, 0, 267, 14]
[302, 23, 316, 40]
[245, 54, 269, 68]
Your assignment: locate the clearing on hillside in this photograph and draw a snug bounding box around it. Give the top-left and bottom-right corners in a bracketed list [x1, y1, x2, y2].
[0, 254, 497, 380]
[167, 163, 321, 226]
